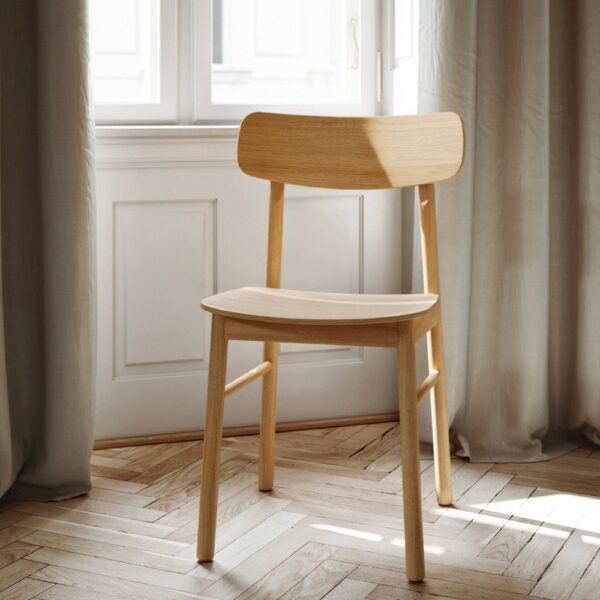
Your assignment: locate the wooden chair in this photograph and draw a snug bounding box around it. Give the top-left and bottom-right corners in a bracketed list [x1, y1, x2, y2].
[197, 111, 464, 582]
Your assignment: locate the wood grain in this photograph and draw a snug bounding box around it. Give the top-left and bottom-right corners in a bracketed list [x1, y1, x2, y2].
[1, 426, 597, 599]
[238, 112, 464, 189]
[197, 110, 462, 585]
[202, 287, 439, 326]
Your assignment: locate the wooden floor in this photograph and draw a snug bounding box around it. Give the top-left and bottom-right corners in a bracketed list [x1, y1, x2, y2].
[1, 423, 599, 600]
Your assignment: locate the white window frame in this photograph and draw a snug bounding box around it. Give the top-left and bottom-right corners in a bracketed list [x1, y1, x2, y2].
[192, 0, 379, 122]
[93, 0, 179, 124]
[91, 0, 419, 124]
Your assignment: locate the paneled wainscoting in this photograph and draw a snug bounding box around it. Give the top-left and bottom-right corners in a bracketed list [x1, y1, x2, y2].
[1, 423, 599, 599]
[95, 126, 407, 440]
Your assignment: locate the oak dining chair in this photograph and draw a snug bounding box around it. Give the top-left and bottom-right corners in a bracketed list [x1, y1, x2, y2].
[196, 111, 464, 582]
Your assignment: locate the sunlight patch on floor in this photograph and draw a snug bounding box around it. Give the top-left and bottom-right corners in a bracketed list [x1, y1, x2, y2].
[309, 522, 446, 555]
[581, 534, 600, 546]
[310, 523, 383, 542]
[391, 538, 445, 555]
[452, 491, 600, 538]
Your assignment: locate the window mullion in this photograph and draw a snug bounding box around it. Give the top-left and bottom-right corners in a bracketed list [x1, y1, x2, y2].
[177, 0, 196, 124]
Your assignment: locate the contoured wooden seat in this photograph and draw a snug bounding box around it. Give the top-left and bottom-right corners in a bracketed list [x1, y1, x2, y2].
[197, 111, 465, 583]
[202, 287, 438, 324]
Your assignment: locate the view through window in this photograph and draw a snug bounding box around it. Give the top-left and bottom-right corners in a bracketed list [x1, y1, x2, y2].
[210, 0, 361, 105]
[90, 0, 416, 123]
[90, 0, 161, 105]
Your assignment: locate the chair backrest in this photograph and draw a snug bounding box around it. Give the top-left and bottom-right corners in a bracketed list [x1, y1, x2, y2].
[238, 112, 464, 189]
[237, 111, 464, 295]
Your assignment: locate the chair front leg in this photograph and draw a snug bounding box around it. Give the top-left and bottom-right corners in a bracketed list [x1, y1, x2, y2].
[397, 325, 425, 582]
[259, 340, 279, 491]
[197, 315, 229, 562]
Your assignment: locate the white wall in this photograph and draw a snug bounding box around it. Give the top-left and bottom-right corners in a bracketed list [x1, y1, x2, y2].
[94, 126, 405, 440]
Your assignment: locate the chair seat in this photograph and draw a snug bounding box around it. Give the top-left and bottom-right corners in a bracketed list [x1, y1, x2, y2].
[201, 287, 438, 325]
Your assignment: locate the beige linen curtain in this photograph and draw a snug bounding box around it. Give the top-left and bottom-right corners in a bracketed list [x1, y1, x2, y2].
[0, 0, 95, 499]
[418, 0, 600, 462]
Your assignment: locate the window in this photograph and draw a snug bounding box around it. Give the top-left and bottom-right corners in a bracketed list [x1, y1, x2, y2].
[91, 0, 160, 104]
[90, 0, 177, 122]
[195, 0, 375, 120]
[391, 0, 419, 116]
[209, 0, 362, 106]
[90, 0, 416, 124]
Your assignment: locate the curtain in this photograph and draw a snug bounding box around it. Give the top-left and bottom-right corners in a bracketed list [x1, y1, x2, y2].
[418, 0, 600, 461]
[0, 0, 96, 499]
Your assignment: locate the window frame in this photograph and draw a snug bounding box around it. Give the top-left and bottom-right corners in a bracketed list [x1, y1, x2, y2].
[192, 0, 378, 122]
[91, 0, 418, 125]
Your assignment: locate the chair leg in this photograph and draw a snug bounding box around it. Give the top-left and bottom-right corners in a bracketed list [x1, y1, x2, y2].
[259, 341, 279, 491]
[197, 315, 228, 562]
[428, 323, 453, 506]
[397, 327, 425, 583]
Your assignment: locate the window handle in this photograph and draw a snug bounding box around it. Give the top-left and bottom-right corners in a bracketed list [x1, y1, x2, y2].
[349, 17, 359, 69]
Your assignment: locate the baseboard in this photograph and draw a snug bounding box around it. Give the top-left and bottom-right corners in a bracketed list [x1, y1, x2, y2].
[93, 411, 400, 450]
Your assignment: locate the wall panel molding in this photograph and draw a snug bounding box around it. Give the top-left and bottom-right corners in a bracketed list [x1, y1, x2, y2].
[113, 198, 216, 379]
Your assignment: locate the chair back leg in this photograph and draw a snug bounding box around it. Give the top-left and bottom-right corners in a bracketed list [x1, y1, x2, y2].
[197, 315, 229, 561]
[259, 340, 279, 491]
[428, 322, 453, 506]
[397, 324, 425, 582]
[418, 183, 453, 507]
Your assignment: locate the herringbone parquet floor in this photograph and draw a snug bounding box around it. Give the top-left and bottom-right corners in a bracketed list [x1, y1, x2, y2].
[1, 423, 599, 600]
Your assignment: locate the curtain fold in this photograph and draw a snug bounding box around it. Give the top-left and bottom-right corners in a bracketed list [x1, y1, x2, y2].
[0, 0, 96, 499]
[418, 0, 600, 461]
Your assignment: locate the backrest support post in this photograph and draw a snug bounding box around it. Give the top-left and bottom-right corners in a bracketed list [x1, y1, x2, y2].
[418, 183, 441, 295]
[266, 181, 285, 288]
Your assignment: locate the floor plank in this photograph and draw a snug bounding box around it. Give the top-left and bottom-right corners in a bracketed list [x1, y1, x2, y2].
[0, 577, 52, 600]
[0, 424, 597, 599]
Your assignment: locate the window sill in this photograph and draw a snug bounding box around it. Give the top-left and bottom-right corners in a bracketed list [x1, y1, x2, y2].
[94, 125, 239, 169]
[95, 124, 240, 141]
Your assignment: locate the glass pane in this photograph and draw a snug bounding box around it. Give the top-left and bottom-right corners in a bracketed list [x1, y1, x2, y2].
[90, 0, 160, 104]
[392, 0, 418, 115]
[211, 0, 361, 105]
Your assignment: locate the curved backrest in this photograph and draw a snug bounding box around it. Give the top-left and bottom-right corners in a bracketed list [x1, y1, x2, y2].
[238, 112, 464, 190]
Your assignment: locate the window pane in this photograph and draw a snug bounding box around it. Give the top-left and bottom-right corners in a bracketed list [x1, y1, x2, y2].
[212, 0, 361, 105]
[90, 0, 160, 104]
